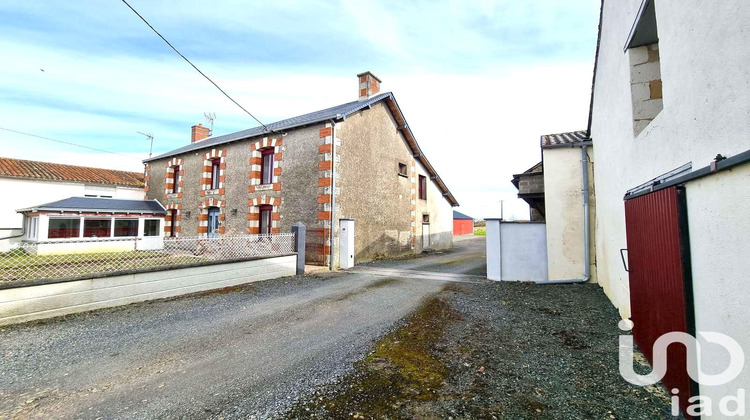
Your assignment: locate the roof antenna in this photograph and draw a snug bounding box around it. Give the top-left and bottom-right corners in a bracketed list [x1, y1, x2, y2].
[204, 112, 216, 135]
[137, 131, 154, 158]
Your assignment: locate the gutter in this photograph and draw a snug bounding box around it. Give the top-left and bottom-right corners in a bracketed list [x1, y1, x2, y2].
[540, 142, 592, 285]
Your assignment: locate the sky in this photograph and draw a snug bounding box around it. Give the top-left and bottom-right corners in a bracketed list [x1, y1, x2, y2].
[0, 0, 600, 220]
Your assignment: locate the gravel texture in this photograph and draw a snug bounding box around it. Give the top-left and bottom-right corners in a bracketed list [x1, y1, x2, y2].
[1, 236, 675, 419]
[288, 238, 677, 419]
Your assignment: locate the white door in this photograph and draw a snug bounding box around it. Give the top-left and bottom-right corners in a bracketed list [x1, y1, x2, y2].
[339, 219, 355, 269]
[422, 223, 430, 249]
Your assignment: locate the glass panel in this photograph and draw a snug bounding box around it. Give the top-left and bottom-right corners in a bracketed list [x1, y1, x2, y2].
[262, 153, 273, 184]
[260, 208, 271, 235]
[172, 168, 180, 193]
[114, 219, 139, 237]
[48, 218, 80, 239]
[143, 219, 160, 237]
[211, 161, 221, 190]
[83, 219, 111, 238]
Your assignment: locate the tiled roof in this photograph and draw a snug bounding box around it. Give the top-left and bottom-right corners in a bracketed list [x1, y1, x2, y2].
[0, 157, 144, 187]
[144, 93, 393, 163]
[540, 130, 589, 148]
[453, 210, 473, 220]
[18, 197, 166, 214]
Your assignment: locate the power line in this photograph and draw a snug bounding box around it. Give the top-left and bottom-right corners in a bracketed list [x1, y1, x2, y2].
[120, 0, 270, 132]
[0, 127, 141, 162]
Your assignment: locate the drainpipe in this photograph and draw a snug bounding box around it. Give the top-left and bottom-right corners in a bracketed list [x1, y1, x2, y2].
[542, 143, 592, 284]
[0, 214, 26, 240]
[329, 120, 337, 271]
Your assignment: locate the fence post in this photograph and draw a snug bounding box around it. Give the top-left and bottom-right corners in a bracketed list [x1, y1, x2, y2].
[291, 222, 306, 275]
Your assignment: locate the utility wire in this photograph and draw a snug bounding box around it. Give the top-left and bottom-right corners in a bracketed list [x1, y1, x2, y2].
[0, 127, 141, 162]
[120, 0, 270, 132]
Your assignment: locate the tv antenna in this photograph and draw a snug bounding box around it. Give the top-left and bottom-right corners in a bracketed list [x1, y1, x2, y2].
[137, 131, 154, 158]
[204, 112, 216, 134]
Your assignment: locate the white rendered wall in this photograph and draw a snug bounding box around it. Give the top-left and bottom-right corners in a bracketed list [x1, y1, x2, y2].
[0, 178, 144, 229]
[685, 164, 750, 408]
[0, 255, 296, 326]
[590, 0, 750, 317]
[486, 220, 548, 282]
[542, 147, 596, 282]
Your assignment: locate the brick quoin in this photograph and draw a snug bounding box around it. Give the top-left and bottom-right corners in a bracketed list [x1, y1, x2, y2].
[318, 177, 332, 187]
[319, 127, 332, 137]
[318, 211, 331, 220]
[318, 160, 332, 171]
[317, 194, 331, 204]
[318, 144, 332, 154]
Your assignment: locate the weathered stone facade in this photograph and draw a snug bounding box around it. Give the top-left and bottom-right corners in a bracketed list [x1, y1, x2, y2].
[144, 74, 457, 266]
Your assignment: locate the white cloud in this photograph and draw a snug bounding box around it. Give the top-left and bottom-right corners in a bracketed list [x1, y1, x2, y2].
[0, 1, 599, 221]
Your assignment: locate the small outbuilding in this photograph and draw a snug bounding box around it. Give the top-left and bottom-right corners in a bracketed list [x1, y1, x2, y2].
[452, 210, 474, 235]
[17, 197, 167, 254]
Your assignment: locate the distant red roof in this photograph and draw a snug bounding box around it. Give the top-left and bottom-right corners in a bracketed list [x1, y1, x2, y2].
[0, 157, 144, 188]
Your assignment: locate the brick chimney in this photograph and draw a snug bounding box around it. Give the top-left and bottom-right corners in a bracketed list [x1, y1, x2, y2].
[357, 71, 381, 101]
[191, 124, 210, 143]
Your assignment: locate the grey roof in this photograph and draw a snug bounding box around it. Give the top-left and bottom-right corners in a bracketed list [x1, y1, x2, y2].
[144, 93, 393, 163]
[453, 210, 473, 220]
[143, 91, 459, 207]
[540, 130, 589, 148]
[18, 197, 167, 214]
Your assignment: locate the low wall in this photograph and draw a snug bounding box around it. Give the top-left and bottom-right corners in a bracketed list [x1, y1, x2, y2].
[0, 254, 296, 326]
[486, 220, 548, 282]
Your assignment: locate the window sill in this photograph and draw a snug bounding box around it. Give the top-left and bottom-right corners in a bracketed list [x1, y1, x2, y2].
[254, 184, 273, 191]
[398, 173, 408, 178]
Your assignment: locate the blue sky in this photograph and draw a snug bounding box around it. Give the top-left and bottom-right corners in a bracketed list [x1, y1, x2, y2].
[0, 0, 600, 219]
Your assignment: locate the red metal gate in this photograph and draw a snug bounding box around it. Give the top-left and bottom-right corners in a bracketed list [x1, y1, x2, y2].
[624, 186, 696, 415]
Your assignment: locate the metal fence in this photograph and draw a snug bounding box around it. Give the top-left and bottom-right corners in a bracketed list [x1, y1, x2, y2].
[0, 234, 295, 283]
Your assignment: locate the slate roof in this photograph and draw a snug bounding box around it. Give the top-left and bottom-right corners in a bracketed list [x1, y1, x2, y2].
[18, 197, 166, 214]
[144, 93, 393, 163]
[0, 157, 143, 187]
[540, 130, 589, 148]
[144, 92, 459, 207]
[453, 210, 473, 220]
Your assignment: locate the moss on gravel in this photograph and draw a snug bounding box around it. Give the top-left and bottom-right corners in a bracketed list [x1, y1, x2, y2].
[287, 295, 461, 418]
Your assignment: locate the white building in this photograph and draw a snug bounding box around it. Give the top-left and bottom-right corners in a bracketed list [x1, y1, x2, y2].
[17, 197, 166, 255]
[0, 158, 144, 248]
[588, 0, 750, 413]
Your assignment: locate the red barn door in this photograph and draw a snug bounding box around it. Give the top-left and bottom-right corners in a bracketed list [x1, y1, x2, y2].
[624, 186, 696, 416]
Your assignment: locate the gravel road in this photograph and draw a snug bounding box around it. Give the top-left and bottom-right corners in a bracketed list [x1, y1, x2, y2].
[0, 237, 485, 419]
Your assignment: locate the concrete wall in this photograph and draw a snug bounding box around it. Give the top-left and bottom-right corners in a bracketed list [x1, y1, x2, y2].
[486, 220, 548, 282]
[542, 146, 596, 282]
[685, 163, 750, 406]
[145, 125, 322, 236]
[590, 0, 750, 317]
[0, 178, 143, 230]
[337, 101, 453, 263]
[0, 255, 296, 326]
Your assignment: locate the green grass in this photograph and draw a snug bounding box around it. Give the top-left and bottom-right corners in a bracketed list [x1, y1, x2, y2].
[0, 250, 205, 283]
[473, 229, 486, 236]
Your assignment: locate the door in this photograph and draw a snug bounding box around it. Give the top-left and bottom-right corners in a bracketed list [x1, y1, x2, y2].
[422, 223, 430, 249]
[259, 205, 272, 236]
[624, 186, 696, 415]
[207, 207, 220, 238]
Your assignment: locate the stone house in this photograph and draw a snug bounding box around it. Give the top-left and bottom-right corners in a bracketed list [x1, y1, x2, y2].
[143, 72, 458, 267]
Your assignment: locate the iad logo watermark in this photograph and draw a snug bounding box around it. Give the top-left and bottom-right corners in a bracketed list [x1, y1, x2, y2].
[618, 320, 746, 417]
